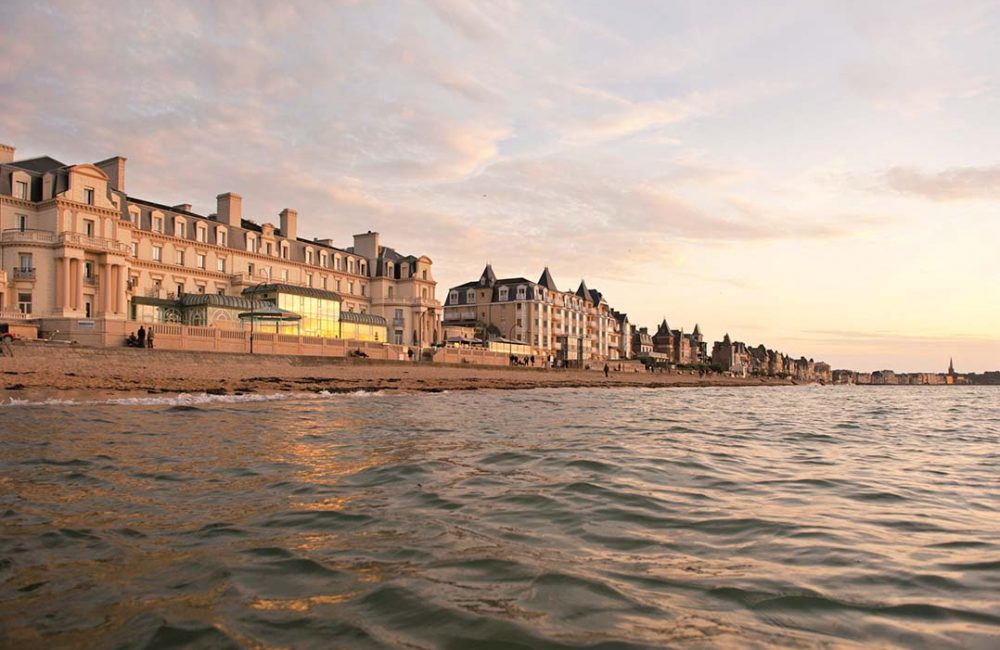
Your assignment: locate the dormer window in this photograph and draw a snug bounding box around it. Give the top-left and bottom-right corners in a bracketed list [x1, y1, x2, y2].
[498, 287, 509, 301]
[320, 252, 328, 267]
[196, 225, 207, 243]
[281, 244, 289, 259]
[305, 249, 314, 265]
[246, 234, 256, 252]
[152, 216, 163, 233]
[175, 219, 186, 239]
[466, 289, 475, 303]
[14, 181, 28, 200]
[449, 290, 458, 303]
[84, 187, 95, 205]
[516, 285, 527, 300]
[216, 228, 227, 246]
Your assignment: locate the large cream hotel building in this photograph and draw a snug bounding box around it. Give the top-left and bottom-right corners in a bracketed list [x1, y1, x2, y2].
[0, 144, 441, 349]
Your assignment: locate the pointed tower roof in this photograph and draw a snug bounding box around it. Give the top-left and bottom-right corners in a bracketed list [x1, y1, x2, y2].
[537, 267, 558, 291]
[692, 323, 701, 336]
[576, 280, 592, 301]
[478, 264, 497, 287]
[723, 333, 731, 344]
[948, 357, 955, 374]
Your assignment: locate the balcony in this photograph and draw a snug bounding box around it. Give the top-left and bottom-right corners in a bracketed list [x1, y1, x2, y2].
[392, 317, 405, 328]
[84, 275, 97, 285]
[12, 267, 36, 281]
[0, 228, 131, 256]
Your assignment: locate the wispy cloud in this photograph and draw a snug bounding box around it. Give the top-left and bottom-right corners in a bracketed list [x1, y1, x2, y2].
[881, 165, 1000, 201]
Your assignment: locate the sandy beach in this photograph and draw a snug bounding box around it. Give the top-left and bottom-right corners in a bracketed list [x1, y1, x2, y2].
[0, 342, 792, 402]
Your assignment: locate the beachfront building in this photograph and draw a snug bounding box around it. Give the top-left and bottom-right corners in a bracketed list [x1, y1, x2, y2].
[442, 264, 622, 364]
[0, 144, 440, 347]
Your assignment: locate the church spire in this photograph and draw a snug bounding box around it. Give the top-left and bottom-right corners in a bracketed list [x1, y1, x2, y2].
[948, 357, 955, 375]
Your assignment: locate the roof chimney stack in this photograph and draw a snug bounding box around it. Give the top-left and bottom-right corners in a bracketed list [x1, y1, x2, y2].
[95, 156, 127, 192]
[279, 208, 297, 240]
[0, 144, 15, 165]
[217, 192, 242, 227]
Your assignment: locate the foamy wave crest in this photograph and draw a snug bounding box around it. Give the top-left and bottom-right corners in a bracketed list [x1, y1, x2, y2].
[2, 390, 384, 408]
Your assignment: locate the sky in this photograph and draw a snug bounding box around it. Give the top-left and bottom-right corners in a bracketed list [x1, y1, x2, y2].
[2, 0, 998, 372]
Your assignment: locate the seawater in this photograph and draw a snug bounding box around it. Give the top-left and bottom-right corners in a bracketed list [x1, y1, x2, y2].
[1, 386, 998, 649]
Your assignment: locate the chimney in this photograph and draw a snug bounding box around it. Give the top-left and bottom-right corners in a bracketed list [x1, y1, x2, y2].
[95, 156, 127, 192]
[279, 208, 297, 240]
[0, 144, 15, 165]
[352, 231, 380, 261]
[172, 203, 192, 213]
[216, 192, 242, 227]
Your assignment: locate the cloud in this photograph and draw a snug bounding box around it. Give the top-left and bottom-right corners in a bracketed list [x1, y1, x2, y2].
[880, 165, 1000, 201]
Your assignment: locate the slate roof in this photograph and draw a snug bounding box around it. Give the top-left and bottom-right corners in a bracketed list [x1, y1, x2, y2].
[537, 267, 559, 291]
[576, 280, 592, 301]
[8, 156, 67, 174]
[478, 264, 497, 287]
[181, 293, 271, 310]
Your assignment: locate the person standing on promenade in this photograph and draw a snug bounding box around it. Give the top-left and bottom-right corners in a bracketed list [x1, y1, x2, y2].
[604, 363, 610, 378]
[146, 330, 154, 349]
[137, 326, 146, 348]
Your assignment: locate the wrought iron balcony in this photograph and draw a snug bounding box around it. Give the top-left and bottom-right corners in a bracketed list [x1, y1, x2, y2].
[12, 267, 35, 281]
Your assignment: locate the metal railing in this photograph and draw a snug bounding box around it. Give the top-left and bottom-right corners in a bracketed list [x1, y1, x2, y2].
[12, 267, 36, 280]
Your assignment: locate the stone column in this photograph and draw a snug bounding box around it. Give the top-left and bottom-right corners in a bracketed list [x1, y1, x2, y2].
[55, 258, 65, 308]
[100, 263, 111, 314]
[73, 259, 83, 312]
[116, 265, 126, 315]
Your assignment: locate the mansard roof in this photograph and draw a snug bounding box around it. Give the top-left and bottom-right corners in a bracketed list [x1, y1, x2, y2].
[576, 280, 592, 301]
[8, 156, 67, 174]
[537, 267, 559, 291]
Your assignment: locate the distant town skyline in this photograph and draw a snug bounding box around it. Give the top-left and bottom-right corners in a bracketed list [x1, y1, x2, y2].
[2, 0, 997, 372]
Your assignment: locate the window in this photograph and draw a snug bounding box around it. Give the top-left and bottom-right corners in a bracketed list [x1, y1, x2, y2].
[422, 287, 428, 299]
[499, 287, 508, 301]
[281, 269, 289, 281]
[348, 281, 354, 295]
[348, 259, 355, 274]
[83, 261, 94, 279]
[197, 254, 206, 269]
[281, 245, 289, 259]
[306, 273, 313, 287]
[394, 309, 403, 320]
[449, 290, 458, 303]
[248, 263, 255, 275]
[336, 279, 341, 291]
[196, 226, 207, 243]
[16, 214, 27, 231]
[388, 286, 394, 298]
[14, 181, 28, 200]
[196, 285, 205, 294]
[334, 256, 341, 270]
[17, 293, 32, 314]
[217, 288, 225, 295]
[466, 289, 475, 302]
[360, 284, 366, 297]
[217, 258, 226, 272]
[422, 270, 427, 280]
[84, 187, 95, 205]
[217, 229, 227, 246]
[246, 235, 256, 252]
[322, 276, 328, 290]
[129, 209, 140, 223]
[517, 285, 526, 300]
[266, 242, 273, 256]
[152, 245, 162, 262]
[18, 253, 32, 271]
[176, 250, 185, 265]
[84, 220, 95, 237]
[306, 250, 314, 265]
[176, 283, 184, 296]
[175, 220, 186, 238]
[320, 253, 327, 267]
[153, 216, 163, 233]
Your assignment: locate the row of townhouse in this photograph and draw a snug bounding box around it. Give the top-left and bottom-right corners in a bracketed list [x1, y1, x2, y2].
[710, 333, 832, 381]
[0, 144, 441, 347]
[442, 265, 626, 364]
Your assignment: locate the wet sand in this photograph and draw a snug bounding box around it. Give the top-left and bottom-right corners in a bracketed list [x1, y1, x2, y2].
[0, 342, 791, 402]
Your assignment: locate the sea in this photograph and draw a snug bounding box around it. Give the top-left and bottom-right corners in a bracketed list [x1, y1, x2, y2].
[1, 386, 998, 649]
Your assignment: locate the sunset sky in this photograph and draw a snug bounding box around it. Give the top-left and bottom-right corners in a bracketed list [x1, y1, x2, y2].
[2, 0, 997, 372]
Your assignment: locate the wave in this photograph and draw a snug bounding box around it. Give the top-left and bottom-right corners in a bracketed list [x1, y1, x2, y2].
[0, 389, 385, 409]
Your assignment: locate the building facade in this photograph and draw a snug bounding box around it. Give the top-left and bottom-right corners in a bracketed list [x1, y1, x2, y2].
[442, 265, 622, 363]
[0, 145, 440, 346]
